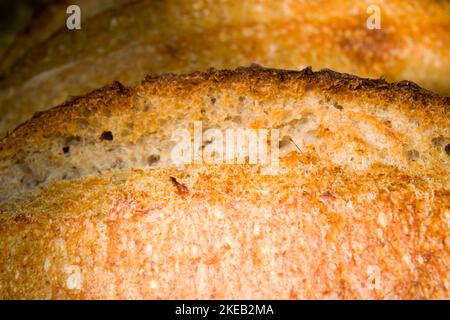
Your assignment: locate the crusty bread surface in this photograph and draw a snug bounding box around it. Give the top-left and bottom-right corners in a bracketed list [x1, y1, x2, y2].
[0, 0, 449, 138]
[0, 67, 448, 299]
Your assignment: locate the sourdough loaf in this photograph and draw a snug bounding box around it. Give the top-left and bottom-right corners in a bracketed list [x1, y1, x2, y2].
[0, 0, 449, 138]
[0, 66, 448, 299]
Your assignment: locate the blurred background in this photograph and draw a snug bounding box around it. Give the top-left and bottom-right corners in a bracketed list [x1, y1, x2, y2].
[0, 0, 49, 56]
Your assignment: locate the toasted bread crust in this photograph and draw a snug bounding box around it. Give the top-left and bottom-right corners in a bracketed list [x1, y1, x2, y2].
[0, 152, 448, 299]
[0, 66, 448, 201]
[0, 66, 448, 299]
[2, 66, 449, 156]
[0, 0, 449, 137]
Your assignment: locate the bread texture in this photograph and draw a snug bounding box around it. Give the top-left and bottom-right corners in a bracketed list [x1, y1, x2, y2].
[0, 0, 449, 138]
[0, 66, 448, 299]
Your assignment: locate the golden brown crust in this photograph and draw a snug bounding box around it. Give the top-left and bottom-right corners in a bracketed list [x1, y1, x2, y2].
[2, 66, 448, 157]
[0, 0, 449, 137]
[0, 67, 448, 299]
[0, 152, 448, 299]
[0, 66, 448, 202]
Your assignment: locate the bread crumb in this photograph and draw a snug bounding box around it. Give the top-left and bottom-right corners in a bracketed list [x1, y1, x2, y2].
[377, 212, 387, 228]
[65, 266, 82, 290]
[253, 224, 261, 236]
[44, 258, 51, 272]
[150, 280, 158, 289]
[402, 255, 415, 272]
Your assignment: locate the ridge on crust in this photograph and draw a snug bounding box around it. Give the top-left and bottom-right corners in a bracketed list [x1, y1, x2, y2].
[0, 66, 448, 202]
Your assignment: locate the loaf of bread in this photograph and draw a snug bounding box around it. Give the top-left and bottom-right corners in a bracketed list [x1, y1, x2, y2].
[0, 0, 449, 138]
[0, 66, 448, 299]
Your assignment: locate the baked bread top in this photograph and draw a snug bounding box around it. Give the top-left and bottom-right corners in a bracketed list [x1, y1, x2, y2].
[0, 0, 449, 137]
[0, 151, 448, 299]
[0, 66, 448, 202]
[0, 66, 448, 299]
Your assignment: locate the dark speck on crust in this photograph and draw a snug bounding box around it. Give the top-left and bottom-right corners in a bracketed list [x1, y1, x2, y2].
[100, 131, 113, 141]
[170, 176, 189, 195]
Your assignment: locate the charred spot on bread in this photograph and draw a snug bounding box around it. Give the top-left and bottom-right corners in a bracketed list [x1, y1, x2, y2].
[170, 176, 189, 195]
[100, 131, 113, 141]
[279, 136, 291, 148]
[147, 154, 160, 166]
[332, 101, 343, 110]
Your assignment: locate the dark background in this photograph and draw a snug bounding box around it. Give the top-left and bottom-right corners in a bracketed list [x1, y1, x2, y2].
[0, 0, 49, 56]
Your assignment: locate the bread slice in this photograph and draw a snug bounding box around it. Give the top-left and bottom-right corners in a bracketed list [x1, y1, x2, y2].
[0, 0, 449, 137]
[0, 66, 448, 299]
